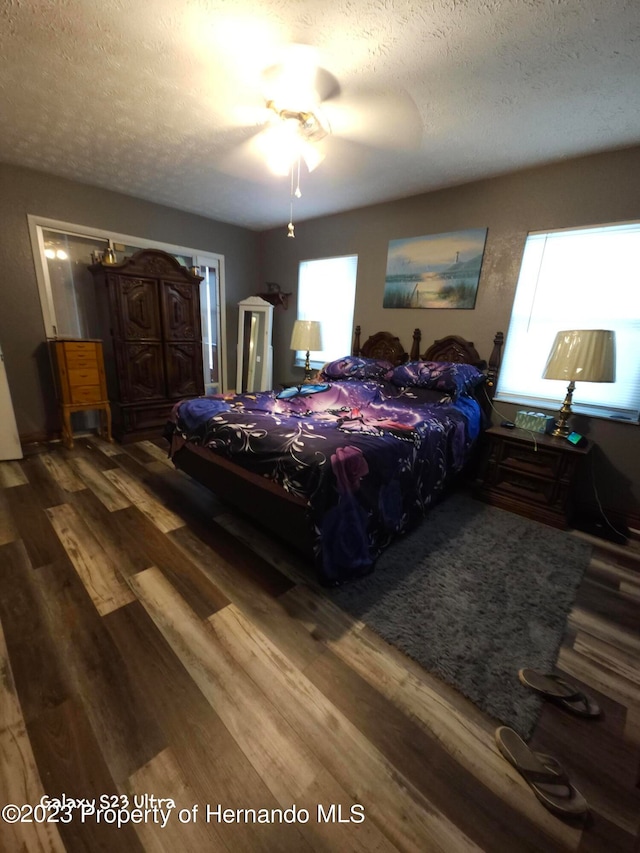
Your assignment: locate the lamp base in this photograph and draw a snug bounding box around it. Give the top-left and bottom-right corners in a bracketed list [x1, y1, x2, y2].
[551, 380, 575, 437]
[303, 350, 313, 383]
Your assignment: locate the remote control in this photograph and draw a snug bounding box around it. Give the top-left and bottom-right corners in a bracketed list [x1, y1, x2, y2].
[500, 420, 516, 428]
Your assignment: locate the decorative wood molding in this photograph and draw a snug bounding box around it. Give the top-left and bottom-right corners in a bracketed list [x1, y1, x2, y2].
[90, 248, 201, 283]
[352, 326, 419, 365]
[361, 331, 410, 366]
[422, 335, 483, 367]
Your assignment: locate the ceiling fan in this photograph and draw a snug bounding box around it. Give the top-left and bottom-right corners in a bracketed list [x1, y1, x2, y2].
[259, 98, 330, 176]
[221, 44, 423, 233]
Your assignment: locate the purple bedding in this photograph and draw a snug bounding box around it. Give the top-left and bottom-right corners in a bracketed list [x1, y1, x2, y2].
[166, 380, 483, 584]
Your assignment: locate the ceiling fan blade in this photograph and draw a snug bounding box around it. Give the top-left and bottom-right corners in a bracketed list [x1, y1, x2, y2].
[261, 43, 340, 108]
[217, 129, 286, 185]
[323, 90, 423, 151]
[262, 43, 318, 109]
[203, 80, 269, 131]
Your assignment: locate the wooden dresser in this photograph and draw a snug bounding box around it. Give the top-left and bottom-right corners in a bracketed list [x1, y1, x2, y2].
[475, 425, 592, 528]
[50, 338, 112, 449]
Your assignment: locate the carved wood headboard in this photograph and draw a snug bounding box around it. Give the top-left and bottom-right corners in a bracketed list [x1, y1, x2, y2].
[422, 332, 504, 400]
[352, 326, 421, 365]
[352, 326, 504, 402]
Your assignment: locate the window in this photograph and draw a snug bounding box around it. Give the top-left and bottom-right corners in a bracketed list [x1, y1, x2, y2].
[28, 216, 227, 392]
[39, 229, 109, 339]
[197, 260, 223, 394]
[496, 222, 640, 422]
[295, 255, 358, 368]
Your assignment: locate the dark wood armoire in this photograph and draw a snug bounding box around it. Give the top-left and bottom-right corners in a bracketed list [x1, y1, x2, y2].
[90, 249, 204, 442]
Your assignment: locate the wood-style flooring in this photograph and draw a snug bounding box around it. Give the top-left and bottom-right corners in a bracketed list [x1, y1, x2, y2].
[0, 435, 639, 852]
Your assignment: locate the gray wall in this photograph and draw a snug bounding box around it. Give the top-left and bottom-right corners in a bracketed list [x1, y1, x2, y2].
[0, 163, 259, 439]
[2, 153, 638, 518]
[260, 145, 640, 518]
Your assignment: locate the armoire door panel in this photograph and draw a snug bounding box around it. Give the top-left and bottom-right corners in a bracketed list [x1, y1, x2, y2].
[120, 342, 166, 401]
[161, 281, 199, 341]
[91, 250, 203, 440]
[165, 343, 203, 398]
[117, 277, 162, 340]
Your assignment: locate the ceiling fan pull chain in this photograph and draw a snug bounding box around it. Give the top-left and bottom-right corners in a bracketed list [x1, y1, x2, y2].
[287, 157, 303, 237]
[287, 165, 295, 237]
[295, 156, 302, 198]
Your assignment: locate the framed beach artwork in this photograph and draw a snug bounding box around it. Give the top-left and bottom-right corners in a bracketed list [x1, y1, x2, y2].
[383, 228, 488, 309]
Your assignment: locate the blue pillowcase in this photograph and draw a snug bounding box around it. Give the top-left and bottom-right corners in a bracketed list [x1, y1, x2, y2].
[389, 361, 485, 396]
[320, 355, 394, 382]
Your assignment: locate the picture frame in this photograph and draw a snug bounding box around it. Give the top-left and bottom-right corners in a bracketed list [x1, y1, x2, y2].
[383, 228, 488, 309]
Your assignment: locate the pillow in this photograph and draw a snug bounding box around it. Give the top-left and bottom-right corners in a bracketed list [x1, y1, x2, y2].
[389, 360, 485, 396]
[319, 355, 394, 382]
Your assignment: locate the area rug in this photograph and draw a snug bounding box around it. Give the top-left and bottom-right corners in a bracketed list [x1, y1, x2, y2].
[328, 491, 593, 738]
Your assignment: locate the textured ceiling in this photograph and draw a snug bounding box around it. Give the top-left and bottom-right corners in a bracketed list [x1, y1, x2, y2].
[1, 0, 639, 230]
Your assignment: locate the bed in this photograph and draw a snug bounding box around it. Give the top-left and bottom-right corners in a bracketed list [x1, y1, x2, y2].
[165, 328, 504, 585]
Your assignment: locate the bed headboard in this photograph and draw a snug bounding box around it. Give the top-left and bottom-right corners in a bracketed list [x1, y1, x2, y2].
[352, 326, 421, 365]
[422, 335, 483, 366]
[353, 326, 504, 404]
[422, 332, 504, 400]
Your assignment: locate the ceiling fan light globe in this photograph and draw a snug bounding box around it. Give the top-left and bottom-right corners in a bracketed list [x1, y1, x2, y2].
[267, 155, 294, 177]
[260, 119, 303, 175]
[301, 141, 324, 172]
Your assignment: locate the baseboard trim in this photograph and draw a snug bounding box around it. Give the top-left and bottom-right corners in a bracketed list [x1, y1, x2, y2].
[574, 500, 640, 543]
[19, 430, 57, 446]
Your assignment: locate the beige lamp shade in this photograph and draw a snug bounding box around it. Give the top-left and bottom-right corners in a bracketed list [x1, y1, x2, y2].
[290, 320, 322, 352]
[543, 330, 616, 383]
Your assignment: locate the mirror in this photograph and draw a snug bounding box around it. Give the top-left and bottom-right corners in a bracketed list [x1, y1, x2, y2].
[237, 297, 273, 393]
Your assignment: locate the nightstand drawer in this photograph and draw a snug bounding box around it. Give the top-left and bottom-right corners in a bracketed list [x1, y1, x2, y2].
[493, 467, 556, 505]
[70, 385, 103, 404]
[498, 440, 563, 478]
[475, 425, 591, 529]
[68, 367, 100, 387]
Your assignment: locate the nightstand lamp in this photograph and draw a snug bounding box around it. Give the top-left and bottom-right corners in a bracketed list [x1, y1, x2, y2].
[543, 329, 615, 437]
[291, 320, 322, 383]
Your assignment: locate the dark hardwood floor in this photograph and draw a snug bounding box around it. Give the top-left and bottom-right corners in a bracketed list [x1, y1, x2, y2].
[0, 435, 639, 852]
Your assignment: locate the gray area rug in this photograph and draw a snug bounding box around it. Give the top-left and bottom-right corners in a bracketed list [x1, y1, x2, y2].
[328, 491, 592, 739]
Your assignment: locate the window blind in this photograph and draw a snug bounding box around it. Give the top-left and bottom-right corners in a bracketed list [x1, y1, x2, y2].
[496, 222, 640, 422]
[296, 255, 358, 368]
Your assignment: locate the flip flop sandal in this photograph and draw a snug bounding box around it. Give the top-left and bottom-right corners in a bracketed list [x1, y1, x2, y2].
[495, 726, 589, 818]
[518, 668, 601, 718]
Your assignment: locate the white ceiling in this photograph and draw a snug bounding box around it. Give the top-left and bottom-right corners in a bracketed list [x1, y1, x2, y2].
[1, 0, 639, 231]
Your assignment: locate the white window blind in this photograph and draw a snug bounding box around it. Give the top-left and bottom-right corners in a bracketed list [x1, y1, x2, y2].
[496, 222, 640, 422]
[296, 255, 358, 368]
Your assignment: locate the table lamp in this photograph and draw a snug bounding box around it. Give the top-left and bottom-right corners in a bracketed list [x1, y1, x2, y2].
[290, 320, 322, 383]
[543, 329, 616, 437]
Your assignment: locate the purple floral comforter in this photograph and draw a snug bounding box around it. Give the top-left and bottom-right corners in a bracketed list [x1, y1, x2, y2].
[166, 380, 482, 584]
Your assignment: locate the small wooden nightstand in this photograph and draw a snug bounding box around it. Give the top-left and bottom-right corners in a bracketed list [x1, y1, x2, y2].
[50, 338, 112, 449]
[475, 425, 591, 528]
